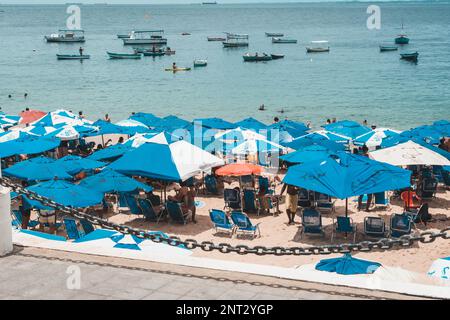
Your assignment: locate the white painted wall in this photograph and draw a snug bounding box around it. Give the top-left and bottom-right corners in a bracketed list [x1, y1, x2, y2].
[0, 168, 13, 256]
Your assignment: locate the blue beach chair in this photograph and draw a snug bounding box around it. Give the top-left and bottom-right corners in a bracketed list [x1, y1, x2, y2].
[314, 192, 335, 213]
[80, 219, 95, 235]
[230, 211, 260, 238]
[297, 188, 312, 208]
[11, 210, 40, 229]
[204, 174, 219, 195]
[138, 198, 158, 222]
[166, 201, 191, 225]
[374, 191, 390, 206]
[300, 208, 324, 238]
[224, 188, 241, 211]
[242, 188, 258, 214]
[63, 218, 84, 240]
[331, 216, 357, 242]
[209, 209, 235, 237]
[364, 216, 387, 238]
[390, 214, 412, 238]
[419, 177, 438, 200]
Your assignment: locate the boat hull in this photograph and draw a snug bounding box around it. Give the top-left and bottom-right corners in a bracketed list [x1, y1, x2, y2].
[395, 37, 410, 45]
[223, 41, 249, 48]
[207, 37, 226, 41]
[400, 52, 419, 61]
[272, 38, 297, 44]
[57, 54, 90, 60]
[142, 51, 165, 56]
[45, 37, 85, 43]
[107, 52, 142, 59]
[270, 54, 284, 59]
[243, 55, 272, 62]
[380, 46, 398, 52]
[306, 47, 330, 53]
[265, 33, 284, 37]
[123, 38, 167, 45]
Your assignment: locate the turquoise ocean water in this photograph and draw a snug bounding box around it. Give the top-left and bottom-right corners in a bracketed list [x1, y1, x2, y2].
[0, 2, 449, 130]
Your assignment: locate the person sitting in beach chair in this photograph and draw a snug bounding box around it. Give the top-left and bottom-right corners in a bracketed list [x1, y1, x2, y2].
[331, 216, 357, 243]
[389, 213, 412, 238]
[138, 198, 165, 223]
[168, 181, 197, 223]
[300, 208, 324, 238]
[364, 216, 387, 238]
[166, 201, 191, 225]
[209, 209, 235, 237]
[242, 188, 258, 214]
[401, 191, 421, 211]
[230, 211, 260, 239]
[224, 188, 241, 211]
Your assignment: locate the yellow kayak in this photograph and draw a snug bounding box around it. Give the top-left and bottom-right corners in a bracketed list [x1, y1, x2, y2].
[165, 67, 191, 72]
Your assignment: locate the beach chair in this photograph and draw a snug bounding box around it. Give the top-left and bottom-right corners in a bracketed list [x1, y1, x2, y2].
[80, 219, 95, 235]
[400, 191, 421, 211]
[374, 191, 390, 207]
[297, 188, 312, 208]
[166, 201, 191, 225]
[209, 209, 235, 236]
[300, 208, 324, 238]
[230, 211, 260, 238]
[314, 192, 335, 213]
[63, 218, 84, 240]
[331, 216, 357, 242]
[419, 177, 438, 199]
[138, 198, 157, 222]
[443, 169, 450, 187]
[11, 210, 40, 229]
[405, 203, 432, 226]
[364, 216, 387, 238]
[240, 175, 254, 188]
[224, 188, 241, 211]
[242, 188, 258, 214]
[389, 214, 412, 238]
[204, 174, 219, 195]
[258, 176, 270, 191]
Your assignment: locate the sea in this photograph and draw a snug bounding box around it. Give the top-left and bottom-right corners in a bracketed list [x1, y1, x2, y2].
[0, 2, 449, 130]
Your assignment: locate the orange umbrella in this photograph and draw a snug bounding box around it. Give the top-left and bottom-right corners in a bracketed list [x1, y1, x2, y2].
[19, 109, 46, 124]
[215, 163, 263, 176]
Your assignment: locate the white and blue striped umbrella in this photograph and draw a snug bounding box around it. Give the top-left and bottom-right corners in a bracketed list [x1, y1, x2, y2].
[32, 109, 91, 127]
[0, 114, 20, 129]
[428, 257, 450, 281]
[353, 128, 400, 148]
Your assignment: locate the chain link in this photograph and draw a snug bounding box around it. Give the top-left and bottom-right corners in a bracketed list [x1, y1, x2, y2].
[2, 177, 449, 256]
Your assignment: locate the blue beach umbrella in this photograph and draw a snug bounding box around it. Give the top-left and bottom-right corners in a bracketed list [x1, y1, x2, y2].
[56, 155, 106, 175]
[28, 179, 104, 208]
[284, 132, 346, 151]
[32, 109, 88, 127]
[267, 121, 309, 144]
[0, 133, 61, 158]
[3, 156, 72, 181]
[316, 253, 381, 275]
[153, 115, 190, 131]
[432, 120, 450, 136]
[78, 169, 153, 193]
[323, 120, 371, 140]
[115, 119, 150, 135]
[0, 114, 20, 128]
[128, 112, 161, 128]
[193, 117, 237, 130]
[88, 120, 125, 135]
[280, 145, 338, 164]
[353, 128, 400, 147]
[234, 117, 267, 131]
[88, 143, 133, 161]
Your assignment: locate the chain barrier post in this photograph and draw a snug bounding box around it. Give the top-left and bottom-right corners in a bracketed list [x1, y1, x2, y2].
[0, 170, 13, 256]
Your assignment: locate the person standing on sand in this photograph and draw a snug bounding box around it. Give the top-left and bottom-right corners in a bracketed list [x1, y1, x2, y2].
[280, 183, 299, 225]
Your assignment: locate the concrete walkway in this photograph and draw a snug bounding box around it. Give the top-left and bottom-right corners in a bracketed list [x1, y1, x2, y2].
[0, 247, 423, 300]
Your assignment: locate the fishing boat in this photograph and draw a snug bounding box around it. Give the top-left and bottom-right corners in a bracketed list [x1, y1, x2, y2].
[265, 32, 284, 37]
[56, 54, 90, 60]
[165, 67, 191, 72]
[243, 53, 272, 62]
[395, 23, 410, 45]
[202, 1, 217, 4]
[194, 59, 208, 67]
[270, 54, 284, 60]
[223, 33, 249, 48]
[45, 29, 85, 43]
[122, 30, 167, 45]
[143, 51, 165, 57]
[107, 51, 142, 59]
[306, 40, 330, 53]
[181, 32, 191, 36]
[379, 45, 398, 52]
[400, 52, 419, 61]
[272, 37, 297, 44]
[207, 37, 226, 41]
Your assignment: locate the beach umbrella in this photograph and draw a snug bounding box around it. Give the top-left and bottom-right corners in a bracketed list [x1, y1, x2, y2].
[124, 131, 174, 148]
[381, 136, 450, 160]
[88, 143, 133, 162]
[315, 253, 381, 275]
[401, 125, 444, 145]
[0, 130, 36, 143]
[267, 121, 309, 144]
[152, 115, 190, 131]
[21, 124, 57, 136]
[128, 112, 161, 128]
[115, 119, 149, 135]
[0, 114, 20, 129]
[279, 145, 338, 164]
[284, 132, 346, 151]
[32, 109, 89, 127]
[268, 119, 309, 132]
[231, 138, 287, 155]
[3, 156, 72, 181]
[27, 179, 104, 208]
[234, 117, 267, 131]
[283, 152, 411, 215]
[78, 169, 152, 193]
[46, 125, 82, 141]
[427, 257, 450, 281]
[353, 128, 400, 148]
[109, 140, 224, 181]
[56, 155, 105, 175]
[215, 163, 263, 176]
[323, 120, 371, 140]
[0, 134, 61, 158]
[214, 127, 267, 142]
[369, 140, 450, 166]
[88, 120, 125, 135]
[19, 109, 46, 125]
[171, 123, 218, 149]
[193, 117, 237, 130]
[432, 120, 450, 136]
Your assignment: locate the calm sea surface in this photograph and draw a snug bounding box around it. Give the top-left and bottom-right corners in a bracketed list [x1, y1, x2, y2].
[0, 2, 449, 130]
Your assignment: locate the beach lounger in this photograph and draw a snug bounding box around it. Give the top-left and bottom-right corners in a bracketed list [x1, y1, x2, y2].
[300, 208, 324, 238]
[11, 210, 39, 229]
[138, 198, 159, 222]
[314, 192, 335, 213]
[242, 188, 258, 214]
[258, 176, 270, 191]
[400, 191, 421, 211]
[166, 201, 191, 225]
[364, 216, 387, 238]
[419, 177, 438, 199]
[204, 174, 219, 195]
[230, 211, 260, 238]
[63, 218, 85, 240]
[297, 188, 312, 208]
[224, 188, 241, 211]
[389, 214, 412, 238]
[331, 216, 357, 242]
[209, 209, 235, 236]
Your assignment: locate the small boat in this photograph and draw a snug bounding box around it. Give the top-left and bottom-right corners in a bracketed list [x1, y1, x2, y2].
[207, 37, 226, 42]
[270, 54, 284, 60]
[56, 54, 90, 60]
[265, 32, 284, 37]
[181, 32, 191, 36]
[395, 23, 410, 45]
[223, 33, 249, 48]
[243, 53, 272, 62]
[123, 30, 167, 45]
[45, 29, 85, 43]
[117, 34, 130, 39]
[143, 51, 165, 57]
[306, 40, 330, 53]
[380, 45, 398, 52]
[107, 51, 142, 59]
[165, 67, 191, 72]
[202, 1, 217, 4]
[272, 37, 297, 44]
[400, 51, 419, 61]
[194, 59, 207, 67]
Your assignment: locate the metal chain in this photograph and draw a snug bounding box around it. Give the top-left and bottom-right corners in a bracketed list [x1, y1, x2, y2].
[2, 177, 449, 256]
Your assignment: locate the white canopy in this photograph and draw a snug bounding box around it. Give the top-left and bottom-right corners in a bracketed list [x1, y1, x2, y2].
[369, 140, 450, 166]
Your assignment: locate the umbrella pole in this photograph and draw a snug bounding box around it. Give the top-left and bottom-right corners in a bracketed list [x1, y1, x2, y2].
[345, 198, 348, 217]
[101, 134, 105, 148]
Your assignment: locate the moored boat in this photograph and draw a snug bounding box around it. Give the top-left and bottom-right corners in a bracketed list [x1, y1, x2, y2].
[56, 54, 90, 60]
[243, 53, 272, 62]
[223, 33, 249, 48]
[306, 40, 330, 53]
[207, 37, 226, 41]
[194, 59, 208, 67]
[142, 51, 165, 57]
[117, 34, 130, 39]
[380, 45, 398, 52]
[265, 32, 284, 37]
[107, 51, 142, 59]
[45, 29, 85, 43]
[272, 37, 297, 44]
[123, 30, 167, 45]
[270, 54, 284, 59]
[400, 51, 419, 61]
[395, 23, 410, 45]
[165, 67, 191, 72]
